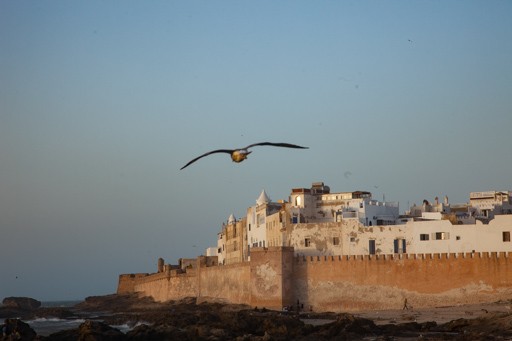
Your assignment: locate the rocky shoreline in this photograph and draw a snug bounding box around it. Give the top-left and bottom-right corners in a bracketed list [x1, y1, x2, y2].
[2, 294, 512, 340]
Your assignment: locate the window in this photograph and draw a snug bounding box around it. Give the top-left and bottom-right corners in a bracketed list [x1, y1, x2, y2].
[434, 232, 449, 240]
[333, 237, 340, 245]
[420, 234, 429, 241]
[350, 237, 356, 243]
[456, 236, 461, 240]
[369, 240, 376, 255]
[394, 239, 406, 253]
[305, 238, 311, 247]
[503, 231, 511, 242]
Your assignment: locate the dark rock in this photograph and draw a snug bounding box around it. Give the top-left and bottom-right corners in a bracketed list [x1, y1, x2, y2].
[2, 297, 41, 310]
[126, 324, 188, 341]
[260, 314, 305, 339]
[0, 306, 27, 319]
[74, 293, 149, 312]
[434, 312, 512, 340]
[78, 320, 125, 340]
[35, 307, 77, 320]
[1, 318, 37, 341]
[0, 297, 43, 320]
[34, 294, 512, 341]
[44, 320, 125, 341]
[126, 323, 187, 340]
[317, 313, 379, 338]
[380, 321, 438, 339]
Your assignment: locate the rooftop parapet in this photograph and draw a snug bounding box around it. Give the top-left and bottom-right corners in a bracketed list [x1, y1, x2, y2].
[470, 191, 511, 199]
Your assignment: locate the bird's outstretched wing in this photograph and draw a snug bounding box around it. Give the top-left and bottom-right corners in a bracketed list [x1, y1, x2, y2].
[180, 149, 234, 170]
[244, 142, 308, 149]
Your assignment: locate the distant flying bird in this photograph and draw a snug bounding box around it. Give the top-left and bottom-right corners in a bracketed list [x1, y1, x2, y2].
[180, 142, 308, 170]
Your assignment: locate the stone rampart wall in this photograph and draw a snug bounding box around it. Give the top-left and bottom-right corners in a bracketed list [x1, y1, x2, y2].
[117, 273, 149, 294]
[132, 270, 197, 302]
[250, 247, 294, 309]
[198, 262, 251, 304]
[118, 249, 512, 312]
[293, 251, 512, 311]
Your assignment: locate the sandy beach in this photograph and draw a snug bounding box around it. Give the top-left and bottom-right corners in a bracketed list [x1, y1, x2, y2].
[355, 300, 512, 325]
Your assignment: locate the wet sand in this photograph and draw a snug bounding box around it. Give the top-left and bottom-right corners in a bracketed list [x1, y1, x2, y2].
[354, 300, 512, 325]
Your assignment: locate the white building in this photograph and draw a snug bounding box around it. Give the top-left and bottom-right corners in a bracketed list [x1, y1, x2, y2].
[289, 190, 512, 257]
[470, 191, 512, 219]
[288, 182, 399, 226]
[246, 190, 281, 252]
[207, 182, 512, 263]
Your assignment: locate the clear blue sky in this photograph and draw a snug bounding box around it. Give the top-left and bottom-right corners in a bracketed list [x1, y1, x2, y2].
[1, 1, 511, 300]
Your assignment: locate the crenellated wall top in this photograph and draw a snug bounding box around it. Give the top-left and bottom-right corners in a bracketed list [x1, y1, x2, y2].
[294, 251, 511, 263]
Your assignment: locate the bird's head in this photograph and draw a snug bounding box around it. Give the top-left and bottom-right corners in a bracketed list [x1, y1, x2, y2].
[231, 149, 251, 163]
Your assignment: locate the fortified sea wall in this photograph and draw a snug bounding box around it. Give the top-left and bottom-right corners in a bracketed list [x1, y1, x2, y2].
[118, 247, 512, 312]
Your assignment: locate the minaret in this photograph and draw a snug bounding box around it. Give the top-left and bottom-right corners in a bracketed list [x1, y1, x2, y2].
[228, 213, 236, 224]
[256, 189, 271, 206]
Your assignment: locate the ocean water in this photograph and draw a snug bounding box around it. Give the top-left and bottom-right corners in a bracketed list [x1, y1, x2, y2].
[23, 300, 84, 336]
[26, 318, 147, 337]
[41, 300, 83, 308]
[26, 317, 86, 336]
[23, 301, 145, 336]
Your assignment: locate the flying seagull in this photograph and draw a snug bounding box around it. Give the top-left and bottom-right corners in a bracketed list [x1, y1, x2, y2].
[180, 142, 308, 170]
